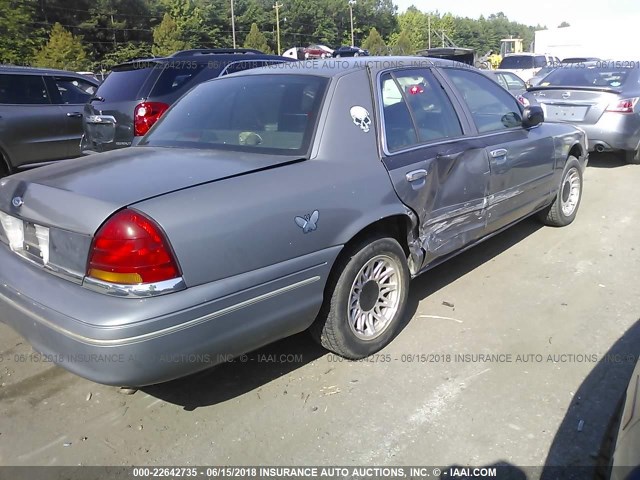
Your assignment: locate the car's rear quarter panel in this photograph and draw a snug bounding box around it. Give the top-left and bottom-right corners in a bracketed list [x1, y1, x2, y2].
[133, 69, 409, 290]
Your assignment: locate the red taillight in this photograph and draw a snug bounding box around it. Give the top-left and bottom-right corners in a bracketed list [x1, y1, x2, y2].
[606, 97, 639, 113]
[87, 209, 180, 285]
[134, 101, 169, 136]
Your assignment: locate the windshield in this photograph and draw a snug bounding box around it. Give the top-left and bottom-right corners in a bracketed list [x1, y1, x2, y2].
[500, 56, 537, 69]
[540, 66, 634, 88]
[141, 74, 329, 156]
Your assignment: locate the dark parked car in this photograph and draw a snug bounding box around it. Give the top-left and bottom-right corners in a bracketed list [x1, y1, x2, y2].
[333, 46, 369, 57]
[81, 48, 292, 155]
[0, 66, 98, 177]
[524, 60, 640, 163]
[0, 58, 587, 386]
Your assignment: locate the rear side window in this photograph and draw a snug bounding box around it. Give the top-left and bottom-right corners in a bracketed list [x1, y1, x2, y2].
[53, 76, 97, 104]
[95, 65, 155, 101]
[0, 74, 50, 104]
[141, 74, 328, 156]
[499, 56, 534, 69]
[501, 72, 525, 90]
[444, 68, 522, 133]
[149, 64, 207, 97]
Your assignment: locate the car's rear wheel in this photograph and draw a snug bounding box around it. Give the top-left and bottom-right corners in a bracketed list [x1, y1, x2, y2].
[537, 156, 583, 227]
[624, 149, 640, 164]
[310, 236, 410, 359]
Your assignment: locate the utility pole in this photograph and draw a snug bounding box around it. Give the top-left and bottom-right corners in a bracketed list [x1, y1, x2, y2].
[273, 2, 283, 55]
[348, 0, 356, 46]
[231, 0, 237, 48]
[428, 15, 431, 49]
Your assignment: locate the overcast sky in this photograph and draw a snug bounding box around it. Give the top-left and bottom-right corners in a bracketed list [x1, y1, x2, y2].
[393, 0, 639, 29]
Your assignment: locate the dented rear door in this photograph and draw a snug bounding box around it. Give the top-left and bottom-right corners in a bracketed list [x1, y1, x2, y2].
[378, 68, 491, 268]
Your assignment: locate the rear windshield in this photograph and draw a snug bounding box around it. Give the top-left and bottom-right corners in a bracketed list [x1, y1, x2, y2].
[95, 64, 155, 101]
[500, 56, 544, 69]
[141, 74, 329, 156]
[149, 64, 207, 97]
[540, 66, 633, 88]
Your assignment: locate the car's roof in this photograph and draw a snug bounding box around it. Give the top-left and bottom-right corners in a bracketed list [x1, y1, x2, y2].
[113, 49, 288, 69]
[504, 53, 545, 57]
[492, 69, 523, 75]
[0, 65, 91, 77]
[239, 56, 466, 78]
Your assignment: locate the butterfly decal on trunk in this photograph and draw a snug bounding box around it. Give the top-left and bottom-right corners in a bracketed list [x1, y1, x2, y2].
[295, 210, 319, 234]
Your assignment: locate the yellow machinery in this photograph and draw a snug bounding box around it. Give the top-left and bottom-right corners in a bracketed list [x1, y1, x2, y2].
[486, 38, 524, 69]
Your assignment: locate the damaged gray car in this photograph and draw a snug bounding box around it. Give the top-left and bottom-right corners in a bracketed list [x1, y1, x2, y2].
[0, 58, 588, 386]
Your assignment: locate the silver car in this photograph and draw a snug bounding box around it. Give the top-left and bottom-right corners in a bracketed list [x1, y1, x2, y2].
[0, 58, 588, 386]
[524, 61, 640, 164]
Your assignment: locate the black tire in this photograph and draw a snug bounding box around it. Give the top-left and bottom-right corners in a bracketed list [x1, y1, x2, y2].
[537, 156, 583, 227]
[0, 155, 9, 179]
[624, 149, 640, 164]
[310, 236, 410, 359]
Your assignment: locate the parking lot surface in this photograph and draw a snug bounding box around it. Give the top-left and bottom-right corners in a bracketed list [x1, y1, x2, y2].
[1, 153, 639, 474]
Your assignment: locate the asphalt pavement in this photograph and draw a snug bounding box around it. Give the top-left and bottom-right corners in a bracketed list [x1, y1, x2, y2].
[1, 153, 639, 476]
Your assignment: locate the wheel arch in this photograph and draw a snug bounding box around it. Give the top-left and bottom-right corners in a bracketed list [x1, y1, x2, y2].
[327, 210, 423, 293]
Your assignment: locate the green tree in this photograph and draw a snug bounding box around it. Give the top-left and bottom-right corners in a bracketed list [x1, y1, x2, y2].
[33, 23, 89, 70]
[389, 29, 413, 55]
[362, 27, 387, 55]
[0, 0, 40, 64]
[398, 7, 429, 52]
[152, 13, 188, 56]
[244, 23, 272, 53]
[98, 43, 153, 71]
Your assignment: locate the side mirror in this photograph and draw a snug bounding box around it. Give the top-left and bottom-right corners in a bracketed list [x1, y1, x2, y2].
[522, 105, 544, 128]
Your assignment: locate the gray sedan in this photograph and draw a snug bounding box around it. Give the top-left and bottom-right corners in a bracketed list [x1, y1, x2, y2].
[524, 61, 640, 164]
[0, 58, 588, 386]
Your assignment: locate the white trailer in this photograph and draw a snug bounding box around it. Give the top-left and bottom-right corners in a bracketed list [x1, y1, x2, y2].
[534, 25, 639, 60]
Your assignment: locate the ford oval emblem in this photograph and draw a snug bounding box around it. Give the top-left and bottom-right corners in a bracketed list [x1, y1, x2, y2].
[12, 196, 24, 208]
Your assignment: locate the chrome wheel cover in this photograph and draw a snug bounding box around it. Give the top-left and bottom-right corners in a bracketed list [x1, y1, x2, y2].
[561, 167, 581, 217]
[348, 254, 402, 340]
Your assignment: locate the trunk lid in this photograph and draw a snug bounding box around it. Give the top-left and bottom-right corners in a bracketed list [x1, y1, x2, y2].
[0, 146, 304, 235]
[527, 86, 622, 124]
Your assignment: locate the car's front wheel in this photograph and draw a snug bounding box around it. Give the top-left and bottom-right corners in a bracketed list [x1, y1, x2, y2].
[310, 236, 410, 359]
[537, 156, 583, 227]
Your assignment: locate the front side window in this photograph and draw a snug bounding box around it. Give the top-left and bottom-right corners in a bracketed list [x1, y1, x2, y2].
[381, 69, 462, 151]
[444, 68, 522, 133]
[141, 74, 328, 156]
[0, 74, 50, 105]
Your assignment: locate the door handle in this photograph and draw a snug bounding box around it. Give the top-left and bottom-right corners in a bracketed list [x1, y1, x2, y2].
[490, 148, 508, 158]
[406, 169, 428, 182]
[66, 112, 83, 118]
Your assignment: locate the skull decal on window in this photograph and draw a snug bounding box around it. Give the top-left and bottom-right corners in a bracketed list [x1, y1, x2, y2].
[350, 106, 371, 133]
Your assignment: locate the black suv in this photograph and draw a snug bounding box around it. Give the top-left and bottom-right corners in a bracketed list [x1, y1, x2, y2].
[0, 66, 99, 176]
[82, 49, 293, 154]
